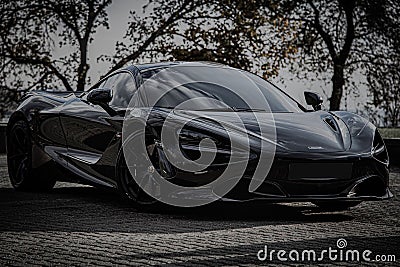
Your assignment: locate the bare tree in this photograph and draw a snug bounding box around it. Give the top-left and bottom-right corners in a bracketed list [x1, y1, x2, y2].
[366, 61, 400, 127]
[3, 0, 398, 124]
[364, 0, 400, 126]
[262, 0, 399, 111]
[0, 0, 112, 93]
[106, 0, 297, 76]
[0, 0, 298, 119]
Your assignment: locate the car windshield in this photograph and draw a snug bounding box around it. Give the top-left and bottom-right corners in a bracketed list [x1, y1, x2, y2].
[138, 64, 304, 113]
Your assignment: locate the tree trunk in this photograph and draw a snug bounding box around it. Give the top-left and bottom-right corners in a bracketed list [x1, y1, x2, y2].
[392, 108, 399, 127]
[76, 65, 88, 91]
[76, 46, 88, 91]
[330, 63, 345, 111]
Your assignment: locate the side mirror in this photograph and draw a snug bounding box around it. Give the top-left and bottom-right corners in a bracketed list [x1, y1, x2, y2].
[87, 88, 117, 116]
[87, 88, 112, 105]
[304, 91, 323, 111]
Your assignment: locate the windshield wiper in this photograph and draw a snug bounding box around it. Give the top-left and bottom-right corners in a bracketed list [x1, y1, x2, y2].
[231, 107, 267, 112]
[199, 107, 236, 111]
[155, 106, 235, 111]
[153, 106, 267, 112]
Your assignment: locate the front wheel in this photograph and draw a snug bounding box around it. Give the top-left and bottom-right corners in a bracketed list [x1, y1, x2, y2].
[117, 131, 176, 209]
[7, 120, 55, 191]
[312, 201, 361, 211]
[117, 152, 159, 209]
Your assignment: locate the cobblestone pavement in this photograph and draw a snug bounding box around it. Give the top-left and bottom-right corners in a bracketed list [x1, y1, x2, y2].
[0, 154, 399, 266]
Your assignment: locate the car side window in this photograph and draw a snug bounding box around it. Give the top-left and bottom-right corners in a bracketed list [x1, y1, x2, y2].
[103, 75, 117, 90]
[98, 79, 107, 89]
[105, 73, 137, 108]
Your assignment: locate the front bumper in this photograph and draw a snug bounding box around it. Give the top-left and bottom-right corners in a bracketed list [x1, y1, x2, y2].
[168, 156, 393, 203]
[168, 181, 393, 203]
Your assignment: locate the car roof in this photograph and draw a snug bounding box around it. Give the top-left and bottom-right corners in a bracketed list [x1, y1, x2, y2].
[89, 61, 225, 91]
[134, 61, 182, 71]
[124, 61, 227, 73]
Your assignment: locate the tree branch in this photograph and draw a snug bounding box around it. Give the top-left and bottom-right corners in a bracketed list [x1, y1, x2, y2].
[338, 0, 355, 63]
[107, 0, 194, 74]
[306, 0, 337, 60]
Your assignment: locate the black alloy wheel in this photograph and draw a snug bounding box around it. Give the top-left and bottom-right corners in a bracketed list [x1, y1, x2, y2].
[7, 120, 55, 191]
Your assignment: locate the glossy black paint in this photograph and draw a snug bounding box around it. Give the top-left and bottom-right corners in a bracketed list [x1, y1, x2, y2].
[304, 91, 323, 111]
[86, 88, 117, 116]
[6, 62, 392, 203]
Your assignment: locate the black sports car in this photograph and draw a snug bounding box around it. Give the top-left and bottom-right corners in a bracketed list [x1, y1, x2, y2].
[6, 62, 392, 209]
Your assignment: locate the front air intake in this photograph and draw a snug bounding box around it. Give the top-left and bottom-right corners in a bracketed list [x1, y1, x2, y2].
[372, 130, 389, 164]
[349, 176, 387, 197]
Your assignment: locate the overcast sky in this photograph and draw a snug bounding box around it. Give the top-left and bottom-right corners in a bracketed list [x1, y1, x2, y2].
[54, 0, 368, 111]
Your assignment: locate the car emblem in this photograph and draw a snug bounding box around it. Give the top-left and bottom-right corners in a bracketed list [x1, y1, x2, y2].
[308, 146, 324, 150]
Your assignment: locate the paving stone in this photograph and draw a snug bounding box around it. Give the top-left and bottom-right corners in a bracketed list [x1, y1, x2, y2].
[0, 155, 399, 266]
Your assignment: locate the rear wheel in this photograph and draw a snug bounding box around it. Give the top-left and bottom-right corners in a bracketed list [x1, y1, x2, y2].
[7, 120, 55, 191]
[312, 201, 361, 211]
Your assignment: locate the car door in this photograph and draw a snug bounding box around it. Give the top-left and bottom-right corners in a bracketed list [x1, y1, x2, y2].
[59, 71, 137, 186]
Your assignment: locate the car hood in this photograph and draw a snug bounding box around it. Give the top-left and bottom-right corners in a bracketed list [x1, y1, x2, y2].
[172, 110, 353, 153]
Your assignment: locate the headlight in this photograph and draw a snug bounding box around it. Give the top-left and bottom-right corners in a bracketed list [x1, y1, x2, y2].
[179, 129, 231, 158]
[372, 130, 389, 165]
[334, 111, 375, 137]
[339, 113, 371, 136]
[178, 128, 257, 163]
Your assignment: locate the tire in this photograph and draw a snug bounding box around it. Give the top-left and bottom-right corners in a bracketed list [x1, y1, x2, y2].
[312, 200, 361, 211]
[117, 132, 175, 211]
[117, 150, 161, 210]
[118, 156, 157, 208]
[7, 120, 56, 191]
